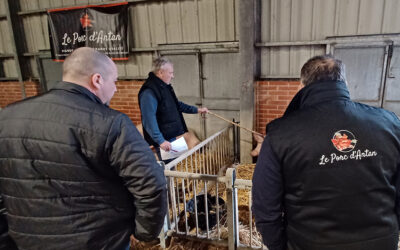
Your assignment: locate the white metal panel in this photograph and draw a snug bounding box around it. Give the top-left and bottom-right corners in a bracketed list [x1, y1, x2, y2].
[335, 46, 386, 104]
[30, 15, 47, 51]
[205, 110, 239, 137]
[122, 53, 153, 78]
[202, 53, 240, 99]
[4, 58, 17, 77]
[290, 0, 312, 41]
[38, 0, 51, 8]
[115, 60, 127, 76]
[1, 21, 11, 53]
[270, 0, 291, 42]
[137, 52, 153, 77]
[260, 0, 400, 78]
[289, 47, 311, 76]
[147, 2, 167, 46]
[50, 0, 63, 8]
[382, 0, 400, 34]
[19, 0, 30, 11]
[0, 0, 6, 16]
[262, 0, 400, 43]
[180, 0, 199, 43]
[312, 0, 336, 40]
[260, 47, 271, 76]
[122, 54, 138, 77]
[358, 0, 384, 35]
[130, 4, 152, 48]
[336, 0, 360, 36]
[261, 46, 325, 77]
[270, 47, 290, 76]
[22, 17, 35, 52]
[0, 20, 7, 53]
[29, 57, 39, 77]
[234, 0, 238, 41]
[198, 0, 217, 42]
[261, 0, 271, 42]
[62, 0, 75, 6]
[41, 15, 50, 49]
[0, 24, 3, 54]
[164, 0, 183, 43]
[167, 54, 200, 100]
[268, 0, 291, 76]
[216, 0, 235, 41]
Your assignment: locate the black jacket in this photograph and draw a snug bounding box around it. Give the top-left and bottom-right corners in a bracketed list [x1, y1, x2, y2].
[138, 72, 188, 146]
[0, 82, 167, 250]
[253, 81, 400, 250]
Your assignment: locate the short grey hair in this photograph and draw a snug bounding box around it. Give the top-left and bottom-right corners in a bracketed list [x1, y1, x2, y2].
[152, 57, 172, 73]
[300, 55, 346, 86]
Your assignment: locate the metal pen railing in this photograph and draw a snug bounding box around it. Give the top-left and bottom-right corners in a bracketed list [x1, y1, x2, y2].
[165, 125, 235, 174]
[160, 126, 264, 250]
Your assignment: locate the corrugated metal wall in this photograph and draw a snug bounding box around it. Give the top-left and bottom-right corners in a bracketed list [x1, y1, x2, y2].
[5, 0, 236, 79]
[2, 0, 400, 79]
[260, 0, 400, 78]
[0, 0, 17, 78]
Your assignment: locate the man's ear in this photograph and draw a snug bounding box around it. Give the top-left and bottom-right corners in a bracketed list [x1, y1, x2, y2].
[90, 73, 102, 90]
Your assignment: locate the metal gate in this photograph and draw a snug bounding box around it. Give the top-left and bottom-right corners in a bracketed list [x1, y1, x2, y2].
[160, 125, 264, 250]
[333, 39, 400, 116]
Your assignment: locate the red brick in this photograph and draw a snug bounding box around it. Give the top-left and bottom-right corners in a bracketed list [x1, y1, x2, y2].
[269, 81, 289, 86]
[278, 86, 299, 91]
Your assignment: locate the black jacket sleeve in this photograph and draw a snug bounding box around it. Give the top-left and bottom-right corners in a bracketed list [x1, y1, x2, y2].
[252, 137, 286, 250]
[107, 114, 167, 241]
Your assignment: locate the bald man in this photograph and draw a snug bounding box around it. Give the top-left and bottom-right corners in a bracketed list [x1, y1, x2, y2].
[0, 47, 167, 250]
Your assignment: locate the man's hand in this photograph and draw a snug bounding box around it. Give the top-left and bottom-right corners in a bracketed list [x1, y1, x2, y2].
[198, 107, 209, 114]
[160, 141, 172, 151]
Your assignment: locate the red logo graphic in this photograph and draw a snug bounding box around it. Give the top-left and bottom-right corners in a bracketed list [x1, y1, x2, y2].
[80, 12, 94, 30]
[331, 130, 357, 152]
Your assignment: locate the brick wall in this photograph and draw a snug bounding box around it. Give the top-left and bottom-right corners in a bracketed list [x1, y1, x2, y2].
[0, 81, 41, 108]
[0, 80, 144, 124]
[109, 80, 144, 125]
[24, 81, 42, 97]
[1, 80, 302, 134]
[255, 81, 302, 135]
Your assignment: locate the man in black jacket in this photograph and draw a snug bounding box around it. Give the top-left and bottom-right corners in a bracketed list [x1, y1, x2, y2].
[138, 57, 208, 162]
[0, 47, 167, 250]
[252, 55, 400, 250]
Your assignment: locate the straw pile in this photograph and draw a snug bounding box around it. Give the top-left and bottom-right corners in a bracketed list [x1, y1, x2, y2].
[235, 164, 255, 206]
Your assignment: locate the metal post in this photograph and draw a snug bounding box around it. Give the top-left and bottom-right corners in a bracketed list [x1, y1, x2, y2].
[5, 0, 27, 97]
[232, 119, 240, 163]
[232, 119, 237, 162]
[239, 0, 260, 164]
[226, 168, 239, 250]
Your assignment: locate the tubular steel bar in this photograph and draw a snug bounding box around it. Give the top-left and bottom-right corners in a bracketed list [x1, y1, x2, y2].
[165, 125, 234, 172]
[226, 168, 239, 250]
[161, 126, 264, 249]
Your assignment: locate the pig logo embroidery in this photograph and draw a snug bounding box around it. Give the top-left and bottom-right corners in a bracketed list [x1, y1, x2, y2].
[80, 12, 94, 30]
[331, 130, 357, 152]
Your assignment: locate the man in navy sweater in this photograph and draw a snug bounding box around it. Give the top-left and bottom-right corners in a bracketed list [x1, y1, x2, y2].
[252, 55, 400, 250]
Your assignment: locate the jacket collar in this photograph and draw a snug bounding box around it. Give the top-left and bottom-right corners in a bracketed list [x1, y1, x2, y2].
[52, 81, 105, 105]
[284, 81, 350, 116]
[148, 72, 168, 87]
